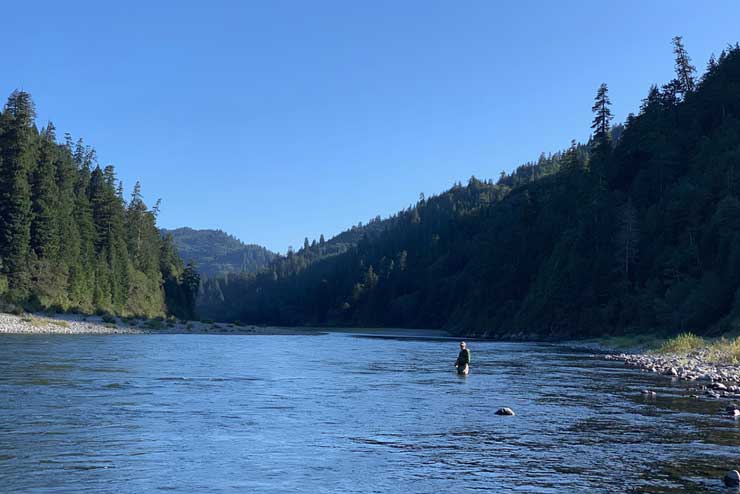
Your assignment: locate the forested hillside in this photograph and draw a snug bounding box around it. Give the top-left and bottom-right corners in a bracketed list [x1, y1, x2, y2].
[0, 91, 198, 318]
[199, 39, 740, 339]
[161, 227, 275, 278]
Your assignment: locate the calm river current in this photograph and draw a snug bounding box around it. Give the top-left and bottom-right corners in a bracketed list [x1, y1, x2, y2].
[1, 332, 739, 493]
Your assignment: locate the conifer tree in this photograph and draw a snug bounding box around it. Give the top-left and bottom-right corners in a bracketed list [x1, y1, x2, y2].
[69, 144, 96, 308]
[590, 83, 613, 178]
[0, 91, 37, 297]
[591, 83, 613, 149]
[672, 36, 696, 96]
[31, 123, 60, 260]
[54, 140, 81, 308]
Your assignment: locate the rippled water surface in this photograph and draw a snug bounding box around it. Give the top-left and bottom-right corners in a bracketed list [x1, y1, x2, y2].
[1, 333, 740, 493]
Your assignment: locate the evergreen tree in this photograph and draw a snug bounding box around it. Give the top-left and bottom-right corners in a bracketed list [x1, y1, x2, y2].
[0, 90, 191, 317]
[0, 91, 37, 298]
[30, 123, 60, 259]
[672, 35, 696, 96]
[590, 83, 613, 181]
[181, 262, 201, 319]
[591, 83, 613, 151]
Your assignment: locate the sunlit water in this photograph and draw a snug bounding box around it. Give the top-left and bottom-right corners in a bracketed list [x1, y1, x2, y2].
[1, 333, 739, 493]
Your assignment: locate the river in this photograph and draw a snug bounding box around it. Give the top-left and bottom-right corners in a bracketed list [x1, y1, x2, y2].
[1, 332, 738, 493]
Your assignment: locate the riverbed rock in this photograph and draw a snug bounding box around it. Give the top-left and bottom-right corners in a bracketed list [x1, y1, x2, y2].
[495, 407, 515, 416]
[724, 470, 740, 487]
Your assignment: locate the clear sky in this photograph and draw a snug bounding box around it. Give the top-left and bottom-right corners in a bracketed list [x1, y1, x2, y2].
[3, 1, 739, 253]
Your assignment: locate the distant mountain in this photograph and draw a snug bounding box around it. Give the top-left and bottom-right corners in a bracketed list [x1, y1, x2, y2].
[161, 228, 276, 278]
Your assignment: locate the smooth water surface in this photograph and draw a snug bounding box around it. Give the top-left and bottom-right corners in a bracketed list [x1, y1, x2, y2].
[1, 333, 739, 493]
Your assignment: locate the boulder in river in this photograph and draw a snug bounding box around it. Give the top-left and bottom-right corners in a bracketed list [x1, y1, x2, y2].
[495, 407, 515, 416]
[724, 470, 740, 487]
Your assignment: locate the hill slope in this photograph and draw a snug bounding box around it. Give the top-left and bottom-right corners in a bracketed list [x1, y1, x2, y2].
[200, 42, 740, 340]
[0, 91, 197, 318]
[162, 228, 276, 278]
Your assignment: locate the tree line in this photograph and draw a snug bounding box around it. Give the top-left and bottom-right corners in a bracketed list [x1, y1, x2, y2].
[0, 91, 198, 318]
[198, 37, 740, 339]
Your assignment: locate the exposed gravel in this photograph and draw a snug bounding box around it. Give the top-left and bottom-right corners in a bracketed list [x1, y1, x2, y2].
[606, 350, 740, 400]
[0, 312, 324, 336]
[0, 313, 145, 335]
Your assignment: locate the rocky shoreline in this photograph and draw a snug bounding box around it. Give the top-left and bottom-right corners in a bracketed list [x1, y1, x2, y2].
[0, 312, 323, 336]
[606, 350, 740, 403]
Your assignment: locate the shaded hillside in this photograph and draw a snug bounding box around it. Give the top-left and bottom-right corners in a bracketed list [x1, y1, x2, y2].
[162, 228, 276, 278]
[200, 40, 740, 340]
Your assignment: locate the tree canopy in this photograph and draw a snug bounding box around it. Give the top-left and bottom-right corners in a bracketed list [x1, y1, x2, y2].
[0, 93, 197, 318]
[199, 39, 740, 340]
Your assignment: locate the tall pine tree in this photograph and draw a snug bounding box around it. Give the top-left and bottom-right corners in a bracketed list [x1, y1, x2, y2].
[0, 91, 37, 298]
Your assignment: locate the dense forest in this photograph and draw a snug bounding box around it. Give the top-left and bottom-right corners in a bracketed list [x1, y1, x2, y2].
[199, 38, 740, 339]
[0, 92, 198, 318]
[161, 227, 276, 278]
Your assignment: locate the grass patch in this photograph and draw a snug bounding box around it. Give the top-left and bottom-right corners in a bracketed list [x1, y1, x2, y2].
[657, 332, 705, 354]
[705, 337, 740, 365]
[47, 319, 70, 328]
[19, 316, 70, 328]
[654, 332, 740, 364]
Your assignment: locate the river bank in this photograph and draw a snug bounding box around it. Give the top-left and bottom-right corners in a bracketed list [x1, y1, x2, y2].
[582, 333, 740, 405]
[605, 349, 740, 400]
[0, 312, 324, 336]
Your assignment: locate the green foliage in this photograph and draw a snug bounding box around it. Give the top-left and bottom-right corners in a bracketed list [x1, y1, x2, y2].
[197, 41, 740, 340]
[161, 227, 276, 277]
[144, 319, 165, 330]
[0, 90, 37, 298]
[0, 92, 196, 319]
[656, 333, 740, 364]
[657, 332, 705, 354]
[101, 314, 117, 324]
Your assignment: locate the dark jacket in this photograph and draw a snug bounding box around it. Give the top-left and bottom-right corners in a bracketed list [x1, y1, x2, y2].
[456, 348, 471, 367]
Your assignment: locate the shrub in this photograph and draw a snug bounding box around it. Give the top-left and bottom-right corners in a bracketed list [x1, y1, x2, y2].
[657, 332, 705, 354]
[101, 314, 117, 324]
[145, 319, 164, 330]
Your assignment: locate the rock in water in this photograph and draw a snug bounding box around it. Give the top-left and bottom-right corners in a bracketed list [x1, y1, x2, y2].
[724, 470, 740, 487]
[495, 407, 515, 416]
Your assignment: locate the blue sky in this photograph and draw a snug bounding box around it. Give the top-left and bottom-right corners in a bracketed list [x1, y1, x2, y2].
[3, 1, 739, 252]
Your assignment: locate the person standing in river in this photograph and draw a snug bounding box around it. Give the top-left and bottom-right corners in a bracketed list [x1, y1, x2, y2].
[455, 341, 471, 375]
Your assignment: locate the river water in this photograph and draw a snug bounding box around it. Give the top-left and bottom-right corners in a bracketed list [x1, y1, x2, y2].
[1, 332, 739, 493]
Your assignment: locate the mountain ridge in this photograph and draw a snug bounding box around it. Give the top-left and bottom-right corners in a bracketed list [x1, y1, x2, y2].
[161, 227, 276, 278]
[198, 40, 740, 340]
